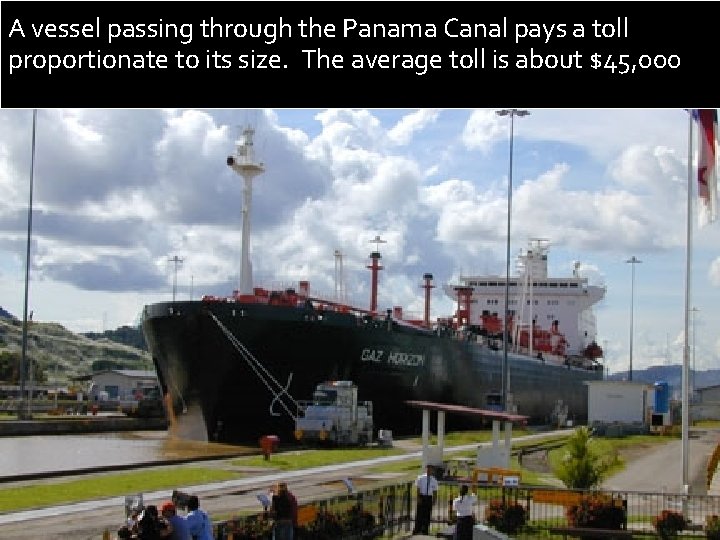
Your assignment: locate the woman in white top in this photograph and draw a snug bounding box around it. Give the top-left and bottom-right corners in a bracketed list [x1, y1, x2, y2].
[452, 484, 477, 540]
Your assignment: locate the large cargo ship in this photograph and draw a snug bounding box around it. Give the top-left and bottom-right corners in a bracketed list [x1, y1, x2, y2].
[141, 128, 606, 444]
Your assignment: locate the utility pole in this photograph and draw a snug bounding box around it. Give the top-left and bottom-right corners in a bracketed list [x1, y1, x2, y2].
[169, 255, 184, 302]
[496, 108, 530, 411]
[625, 256, 642, 381]
[690, 307, 699, 399]
[19, 109, 38, 421]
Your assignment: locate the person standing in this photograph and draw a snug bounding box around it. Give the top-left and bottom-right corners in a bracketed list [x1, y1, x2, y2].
[270, 481, 295, 540]
[413, 464, 439, 535]
[161, 500, 191, 540]
[184, 495, 214, 540]
[452, 484, 477, 540]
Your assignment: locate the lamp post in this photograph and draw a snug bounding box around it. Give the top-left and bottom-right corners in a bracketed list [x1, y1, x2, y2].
[690, 307, 699, 399]
[625, 255, 642, 381]
[18, 109, 37, 421]
[496, 108, 530, 411]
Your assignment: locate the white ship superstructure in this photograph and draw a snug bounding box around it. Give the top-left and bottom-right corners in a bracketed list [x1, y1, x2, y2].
[444, 239, 606, 357]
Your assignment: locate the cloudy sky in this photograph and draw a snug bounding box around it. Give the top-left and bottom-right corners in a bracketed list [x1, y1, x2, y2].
[0, 108, 717, 377]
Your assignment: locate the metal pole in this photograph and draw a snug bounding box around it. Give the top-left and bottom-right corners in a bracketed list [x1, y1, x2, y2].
[690, 307, 699, 399]
[625, 256, 642, 381]
[496, 109, 529, 411]
[682, 111, 693, 494]
[168, 255, 183, 302]
[18, 109, 37, 421]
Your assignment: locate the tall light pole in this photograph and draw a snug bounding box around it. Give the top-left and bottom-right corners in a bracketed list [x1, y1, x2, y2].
[690, 307, 699, 398]
[625, 256, 642, 381]
[18, 109, 38, 421]
[496, 108, 530, 411]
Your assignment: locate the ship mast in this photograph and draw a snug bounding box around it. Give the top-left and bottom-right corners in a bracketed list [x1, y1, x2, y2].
[367, 235, 386, 313]
[422, 273, 435, 328]
[227, 126, 265, 296]
[334, 249, 347, 304]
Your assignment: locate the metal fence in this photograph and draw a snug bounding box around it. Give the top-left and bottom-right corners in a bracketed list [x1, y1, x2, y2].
[213, 480, 720, 539]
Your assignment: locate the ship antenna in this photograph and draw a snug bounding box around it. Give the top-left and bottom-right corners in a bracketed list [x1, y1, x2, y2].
[227, 126, 265, 295]
[334, 249, 347, 304]
[367, 235, 386, 313]
[422, 273, 435, 328]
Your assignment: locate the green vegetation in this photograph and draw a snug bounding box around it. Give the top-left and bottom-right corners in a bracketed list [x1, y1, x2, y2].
[0, 467, 239, 513]
[230, 446, 403, 469]
[0, 317, 151, 385]
[548, 432, 674, 478]
[83, 325, 148, 351]
[0, 349, 45, 384]
[552, 426, 615, 488]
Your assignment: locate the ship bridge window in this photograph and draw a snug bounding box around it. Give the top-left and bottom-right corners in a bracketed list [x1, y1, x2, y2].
[478, 282, 487, 286]
[549, 283, 558, 287]
[537, 282, 547, 287]
[570, 283, 579, 287]
[509, 281, 518, 286]
[313, 390, 337, 404]
[487, 282, 497, 286]
[560, 283, 568, 287]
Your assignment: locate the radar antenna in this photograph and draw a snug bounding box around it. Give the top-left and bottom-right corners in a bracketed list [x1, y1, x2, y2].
[227, 126, 265, 296]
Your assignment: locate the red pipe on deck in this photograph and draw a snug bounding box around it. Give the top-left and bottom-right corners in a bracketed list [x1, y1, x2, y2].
[454, 286, 473, 327]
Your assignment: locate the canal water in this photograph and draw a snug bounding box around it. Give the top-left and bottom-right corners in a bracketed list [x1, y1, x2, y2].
[0, 431, 251, 478]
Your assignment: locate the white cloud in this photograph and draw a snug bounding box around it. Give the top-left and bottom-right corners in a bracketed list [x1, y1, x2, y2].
[0, 108, 717, 375]
[387, 109, 441, 145]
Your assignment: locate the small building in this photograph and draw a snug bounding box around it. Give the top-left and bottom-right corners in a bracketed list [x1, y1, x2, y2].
[692, 384, 720, 421]
[586, 380, 653, 432]
[86, 370, 160, 401]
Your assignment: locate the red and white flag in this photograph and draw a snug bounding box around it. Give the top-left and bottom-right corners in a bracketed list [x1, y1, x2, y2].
[691, 109, 718, 225]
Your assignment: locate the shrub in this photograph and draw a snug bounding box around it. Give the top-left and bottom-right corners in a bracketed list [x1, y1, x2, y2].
[652, 510, 686, 539]
[566, 493, 626, 531]
[484, 498, 527, 534]
[706, 514, 720, 540]
[554, 426, 615, 489]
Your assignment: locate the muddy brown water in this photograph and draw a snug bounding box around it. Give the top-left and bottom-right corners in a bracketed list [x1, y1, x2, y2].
[0, 431, 252, 478]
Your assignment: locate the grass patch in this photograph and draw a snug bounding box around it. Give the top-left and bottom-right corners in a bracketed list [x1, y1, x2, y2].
[547, 433, 676, 479]
[0, 467, 239, 513]
[230, 447, 403, 470]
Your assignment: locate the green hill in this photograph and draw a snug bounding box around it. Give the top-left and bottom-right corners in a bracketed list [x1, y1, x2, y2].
[0, 318, 152, 385]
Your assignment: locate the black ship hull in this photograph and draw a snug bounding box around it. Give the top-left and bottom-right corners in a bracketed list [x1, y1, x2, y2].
[142, 299, 602, 444]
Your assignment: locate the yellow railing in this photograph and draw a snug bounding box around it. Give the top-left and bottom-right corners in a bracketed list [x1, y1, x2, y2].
[707, 442, 720, 488]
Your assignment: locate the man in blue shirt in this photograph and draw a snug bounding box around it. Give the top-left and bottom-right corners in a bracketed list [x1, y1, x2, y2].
[161, 500, 191, 540]
[184, 495, 214, 540]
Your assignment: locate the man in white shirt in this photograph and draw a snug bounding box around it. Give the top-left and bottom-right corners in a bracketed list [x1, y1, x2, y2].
[452, 484, 477, 540]
[413, 464, 439, 535]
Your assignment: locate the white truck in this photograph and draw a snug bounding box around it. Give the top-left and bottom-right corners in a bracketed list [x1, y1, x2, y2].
[294, 381, 373, 446]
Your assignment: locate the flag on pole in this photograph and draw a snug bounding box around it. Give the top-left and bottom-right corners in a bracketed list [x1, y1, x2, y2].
[690, 109, 718, 225]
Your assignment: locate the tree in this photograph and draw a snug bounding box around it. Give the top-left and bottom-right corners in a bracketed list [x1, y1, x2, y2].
[553, 426, 614, 489]
[0, 350, 46, 384]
